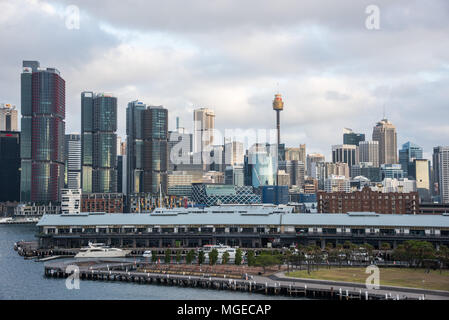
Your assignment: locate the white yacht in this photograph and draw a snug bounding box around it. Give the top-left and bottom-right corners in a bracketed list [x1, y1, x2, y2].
[75, 243, 131, 258]
[200, 244, 237, 261]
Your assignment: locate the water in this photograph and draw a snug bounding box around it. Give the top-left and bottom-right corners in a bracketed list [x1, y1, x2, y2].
[0, 224, 301, 300]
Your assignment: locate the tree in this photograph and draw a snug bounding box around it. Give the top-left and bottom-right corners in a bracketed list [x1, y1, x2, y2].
[165, 249, 172, 264]
[235, 248, 243, 265]
[222, 251, 230, 264]
[152, 250, 158, 263]
[186, 249, 196, 264]
[255, 252, 281, 273]
[176, 250, 182, 264]
[198, 250, 205, 265]
[247, 250, 256, 267]
[209, 248, 219, 265]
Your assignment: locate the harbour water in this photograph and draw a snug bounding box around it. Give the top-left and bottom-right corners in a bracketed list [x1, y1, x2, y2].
[0, 224, 301, 300]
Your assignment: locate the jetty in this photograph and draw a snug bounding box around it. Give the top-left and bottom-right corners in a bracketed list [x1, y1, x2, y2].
[43, 259, 449, 300]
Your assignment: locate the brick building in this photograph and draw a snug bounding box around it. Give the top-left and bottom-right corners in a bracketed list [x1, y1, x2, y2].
[81, 193, 124, 213]
[317, 186, 419, 214]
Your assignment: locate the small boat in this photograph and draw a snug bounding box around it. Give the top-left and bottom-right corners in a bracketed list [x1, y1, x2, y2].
[75, 242, 131, 258]
[143, 250, 152, 258]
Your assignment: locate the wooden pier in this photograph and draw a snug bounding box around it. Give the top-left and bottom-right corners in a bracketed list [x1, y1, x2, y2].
[42, 259, 449, 300]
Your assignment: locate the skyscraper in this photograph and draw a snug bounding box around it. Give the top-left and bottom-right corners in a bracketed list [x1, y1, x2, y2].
[126, 101, 168, 196]
[433, 146, 449, 204]
[0, 103, 18, 131]
[343, 128, 365, 146]
[193, 107, 215, 155]
[81, 92, 117, 193]
[224, 141, 244, 166]
[358, 141, 379, 167]
[399, 142, 423, 179]
[20, 61, 65, 203]
[332, 144, 358, 168]
[372, 118, 397, 165]
[0, 131, 20, 202]
[414, 159, 430, 201]
[306, 153, 325, 177]
[65, 134, 81, 189]
[285, 144, 306, 164]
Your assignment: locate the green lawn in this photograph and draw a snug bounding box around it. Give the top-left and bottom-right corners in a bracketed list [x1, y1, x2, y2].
[286, 267, 449, 292]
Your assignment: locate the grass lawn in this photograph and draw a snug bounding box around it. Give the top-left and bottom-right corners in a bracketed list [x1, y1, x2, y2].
[286, 267, 449, 292]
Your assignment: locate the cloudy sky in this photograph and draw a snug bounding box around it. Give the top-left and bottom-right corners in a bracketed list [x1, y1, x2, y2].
[1, 0, 448, 160]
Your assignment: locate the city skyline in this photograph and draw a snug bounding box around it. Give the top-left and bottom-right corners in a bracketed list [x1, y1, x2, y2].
[1, 1, 449, 161]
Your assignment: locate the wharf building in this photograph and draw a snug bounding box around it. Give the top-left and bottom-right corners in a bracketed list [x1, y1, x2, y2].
[81, 92, 118, 193]
[36, 207, 449, 249]
[20, 61, 66, 203]
[317, 186, 419, 214]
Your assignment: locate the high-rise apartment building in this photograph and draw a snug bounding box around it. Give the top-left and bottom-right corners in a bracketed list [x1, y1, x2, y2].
[126, 101, 168, 196]
[65, 134, 81, 189]
[0, 104, 18, 131]
[20, 61, 65, 203]
[358, 141, 379, 167]
[343, 128, 365, 146]
[193, 108, 215, 155]
[372, 118, 397, 165]
[81, 92, 117, 193]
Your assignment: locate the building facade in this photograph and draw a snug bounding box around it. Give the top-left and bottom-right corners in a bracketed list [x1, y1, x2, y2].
[399, 142, 423, 179]
[81, 193, 124, 213]
[343, 128, 365, 146]
[61, 189, 81, 214]
[332, 144, 358, 168]
[318, 186, 419, 214]
[433, 146, 449, 204]
[20, 61, 65, 203]
[358, 141, 379, 168]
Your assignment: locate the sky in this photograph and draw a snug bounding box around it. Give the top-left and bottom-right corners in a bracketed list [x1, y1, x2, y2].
[1, 0, 448, 160]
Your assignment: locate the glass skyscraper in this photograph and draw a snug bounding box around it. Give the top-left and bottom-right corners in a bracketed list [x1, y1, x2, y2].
[20, 61, 65, 203]
[81, 92, 117, 193]
[399, 141, 423, 179]
[126, 101, 168, 196]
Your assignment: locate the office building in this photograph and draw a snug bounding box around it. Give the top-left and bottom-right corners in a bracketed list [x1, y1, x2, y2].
[65, 134, 81, 189]
[372, 118, 397, 165]
[332, 144, 358, 168]
[126, 101, 168, 196]
[279, 160, 305, 188]
[81, 92, 117, 194]
[414, 159, 431, 201]
[0, 104, 18, 131]
[262, 185, 289, 205]
[0, 131, 20, 202]
[306, 153, 325, 177]
[358, 141, 379, 167]
[225, 165, 244, 187]
[399, 142, 423, 179]
[350, 162, 382, 182]
[244, 143, 277, 188]
[169, 130, 193, 170]
[381, 178, 417, 194]
[323, 175, 351, 193]
[224, 141, 244, 166]
[343, 128, 365, 146]
[285, 145, 306, 164]
[20, 61, 65, 203]
[433, 146, 449, 204]
[381, 164, 404, 180]
[193, 107, 215, 155]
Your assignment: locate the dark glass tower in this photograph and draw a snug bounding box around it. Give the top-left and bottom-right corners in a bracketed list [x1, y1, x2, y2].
[0, 131, 20, 202]
[126, 101, 168, 196]
[20, 61, 65, 203]
[81, 92, 117, 193]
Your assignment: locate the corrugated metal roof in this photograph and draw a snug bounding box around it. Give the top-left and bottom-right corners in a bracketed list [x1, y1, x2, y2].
[36, 212, 449, 228]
